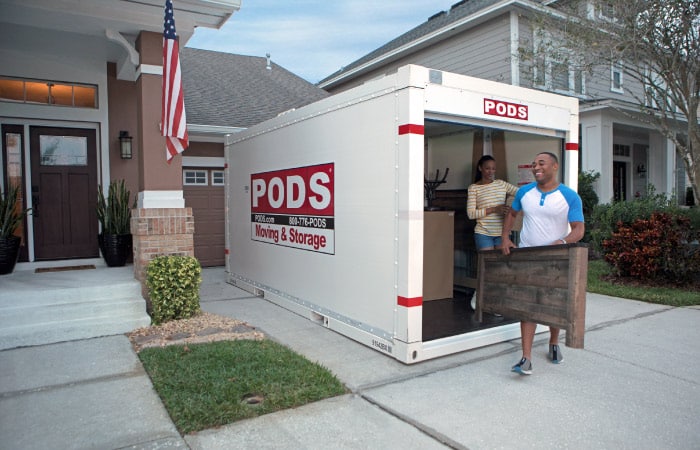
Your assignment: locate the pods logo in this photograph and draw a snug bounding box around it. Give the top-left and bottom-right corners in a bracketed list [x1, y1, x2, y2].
[251, 163, 334, 216]
[484, 99, 528, 121]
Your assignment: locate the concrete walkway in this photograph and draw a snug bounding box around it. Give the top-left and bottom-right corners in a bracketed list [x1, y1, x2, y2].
[1, 267, 699, 449]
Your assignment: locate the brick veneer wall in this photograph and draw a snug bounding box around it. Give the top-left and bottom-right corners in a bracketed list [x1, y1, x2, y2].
[131, 207, 195, 285]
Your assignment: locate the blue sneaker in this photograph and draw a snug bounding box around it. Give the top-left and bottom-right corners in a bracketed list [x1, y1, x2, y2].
[548, 344, 563, 364]
[511, 357, 532, 375]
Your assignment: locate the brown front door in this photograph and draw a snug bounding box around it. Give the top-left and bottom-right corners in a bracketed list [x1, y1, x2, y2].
[30, 126, 99, 260]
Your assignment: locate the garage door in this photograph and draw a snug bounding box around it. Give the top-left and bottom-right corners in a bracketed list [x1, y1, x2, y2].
[183, 168, 225, 267]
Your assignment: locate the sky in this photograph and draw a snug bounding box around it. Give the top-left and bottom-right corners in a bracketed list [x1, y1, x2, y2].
[186, 0, 460, 84]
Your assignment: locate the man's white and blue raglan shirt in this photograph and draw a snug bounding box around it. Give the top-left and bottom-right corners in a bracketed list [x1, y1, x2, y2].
[510, 182, 584, 248]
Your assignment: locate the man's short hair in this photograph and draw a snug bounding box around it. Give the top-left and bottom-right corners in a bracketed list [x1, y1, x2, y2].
[538, 151, 559, 164]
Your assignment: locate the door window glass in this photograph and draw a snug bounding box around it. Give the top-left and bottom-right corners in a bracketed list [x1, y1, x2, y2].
[39, 135, 88, 166]
[5, 133, 22, 185]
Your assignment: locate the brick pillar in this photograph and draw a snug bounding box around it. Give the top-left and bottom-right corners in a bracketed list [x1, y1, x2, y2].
[131, 207, 195, 284]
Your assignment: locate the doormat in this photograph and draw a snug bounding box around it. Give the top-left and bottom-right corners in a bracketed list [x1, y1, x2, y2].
[35, 265, 97, 273]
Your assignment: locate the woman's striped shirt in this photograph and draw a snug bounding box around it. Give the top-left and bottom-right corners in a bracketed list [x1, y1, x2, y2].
[467, 179, 518, 236]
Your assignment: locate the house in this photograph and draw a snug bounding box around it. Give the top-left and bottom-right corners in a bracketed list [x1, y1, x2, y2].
[317, 0, 688, 205]
[0, 0, 328, 272]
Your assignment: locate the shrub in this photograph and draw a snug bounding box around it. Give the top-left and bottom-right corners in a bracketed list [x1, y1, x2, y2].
[146, 255, 202, 325]
[578, 170, 600, 215]
[578, 170, 599, 246]
[603, 212, 700, 285]
[588, 185, 680, 256]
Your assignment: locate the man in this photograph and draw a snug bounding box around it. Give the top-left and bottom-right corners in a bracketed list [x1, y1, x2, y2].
[501, 152, 585, 375]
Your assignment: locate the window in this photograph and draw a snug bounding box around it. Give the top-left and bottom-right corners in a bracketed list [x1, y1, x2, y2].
[211, 170, 225, 186]
[183, 169, 225, 186]
[183, 170, 208, 185]
[644, 67, 675, 112]
[533, 54, 546, 86]
[598, 1, 619, 22]
[532, 36, 585, 96]
[613, 144, 630, 157]
[533, 56, 585, 95]
[551, 60, 570, 91]
[573, 70, 584, 95]
[0, 77, 97, 108]
[611, 65, 624, 93]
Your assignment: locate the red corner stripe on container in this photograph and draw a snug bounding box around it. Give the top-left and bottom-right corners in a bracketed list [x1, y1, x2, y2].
[397, 296, 423, 307]
[224, 248, 230, 255]
[565, 143, 579, 151]
[398, 124, 425, 135]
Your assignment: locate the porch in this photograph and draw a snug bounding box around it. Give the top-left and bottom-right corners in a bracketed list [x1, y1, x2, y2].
[0, 261, 150, 351]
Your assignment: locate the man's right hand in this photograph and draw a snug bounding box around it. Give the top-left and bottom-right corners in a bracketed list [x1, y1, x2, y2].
[501, 237, 516, 255]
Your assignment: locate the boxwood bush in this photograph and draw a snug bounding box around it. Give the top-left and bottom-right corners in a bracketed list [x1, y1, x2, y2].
[146, 255, 202, 325]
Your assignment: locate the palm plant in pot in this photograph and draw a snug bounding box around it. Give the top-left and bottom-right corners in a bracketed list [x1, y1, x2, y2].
[0, 184, 31, 275]
[97, 180, 136, 267]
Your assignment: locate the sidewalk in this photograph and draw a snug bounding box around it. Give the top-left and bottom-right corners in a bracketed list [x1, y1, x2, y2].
[1, 267, 699, 449]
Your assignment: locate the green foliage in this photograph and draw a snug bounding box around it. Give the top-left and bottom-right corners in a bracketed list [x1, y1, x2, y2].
[684, 205, 700, 231]
[139, 339, 347, 434]
[146, 255, 202, 325]
[603, 212, 700, 284]
[587, 259, 700, 306]
[0, 184, 31, 239]
[578, 170, 600, 215]
[578, 170, 600, 245]
[96, 180, 135, 235]
[587, 185, 680, 255]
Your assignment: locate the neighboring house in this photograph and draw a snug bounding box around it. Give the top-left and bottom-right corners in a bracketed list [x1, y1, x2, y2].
[318, 0, 687, 205]
[0, 0, 327, 271]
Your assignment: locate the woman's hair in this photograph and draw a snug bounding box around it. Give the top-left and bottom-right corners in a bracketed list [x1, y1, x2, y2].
[474, 155, 495, 182]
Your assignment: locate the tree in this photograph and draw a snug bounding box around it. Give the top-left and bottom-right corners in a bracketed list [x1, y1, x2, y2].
[525, 0, 699, 205]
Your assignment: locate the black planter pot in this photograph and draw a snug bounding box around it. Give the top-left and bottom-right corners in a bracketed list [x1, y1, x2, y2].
[0, 236, 21, 275]
[98, 233, 132, 267]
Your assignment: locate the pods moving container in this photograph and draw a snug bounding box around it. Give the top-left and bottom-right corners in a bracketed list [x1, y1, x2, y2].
[225, 65, 579, 364]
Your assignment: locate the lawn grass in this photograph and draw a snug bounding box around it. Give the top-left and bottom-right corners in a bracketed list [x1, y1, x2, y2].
[587, 259, 700, 307]
[138, 339, 347, 434]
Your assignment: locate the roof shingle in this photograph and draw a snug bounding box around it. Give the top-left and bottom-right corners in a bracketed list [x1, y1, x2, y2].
[181, 48, 329, 128]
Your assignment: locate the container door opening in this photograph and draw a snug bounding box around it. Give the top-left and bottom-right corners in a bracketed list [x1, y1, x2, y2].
[421, 119, 564, 341]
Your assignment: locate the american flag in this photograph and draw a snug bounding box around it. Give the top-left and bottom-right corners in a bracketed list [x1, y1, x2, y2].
[161, 0, 188, 162]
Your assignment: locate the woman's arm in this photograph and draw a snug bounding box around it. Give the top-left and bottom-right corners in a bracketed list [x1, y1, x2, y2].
[466, 186, 482, 220]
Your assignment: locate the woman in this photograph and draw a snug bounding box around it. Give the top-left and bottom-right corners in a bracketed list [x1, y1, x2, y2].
[466, 155, 518, 311]
[467, 155, 518, 251]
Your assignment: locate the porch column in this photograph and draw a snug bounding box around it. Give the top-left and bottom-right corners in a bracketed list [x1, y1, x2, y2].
[131, 31, 194, 284]
[580, 110, 614, 203]
[648, 131, 674, 197]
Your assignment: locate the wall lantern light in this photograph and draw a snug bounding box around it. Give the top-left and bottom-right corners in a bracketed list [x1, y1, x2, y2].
[119, 130, 132, 159]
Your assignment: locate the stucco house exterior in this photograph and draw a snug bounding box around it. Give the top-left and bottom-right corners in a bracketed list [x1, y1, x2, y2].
[0, 0, 327, 272]
[318, 0, 690, 205]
